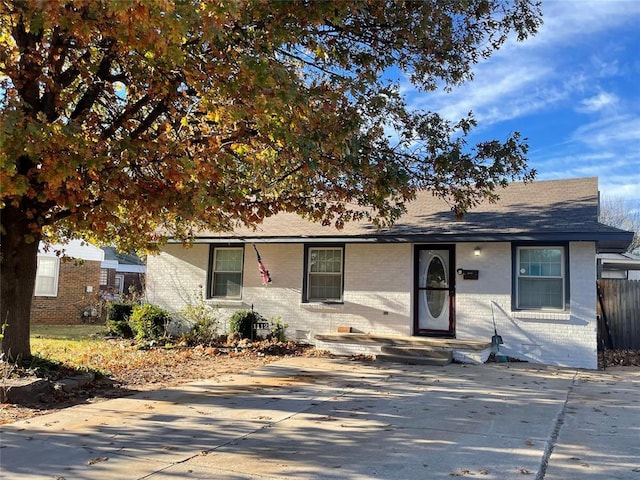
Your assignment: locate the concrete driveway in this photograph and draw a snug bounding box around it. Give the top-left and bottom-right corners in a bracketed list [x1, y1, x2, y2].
[1, 357, 638, 479]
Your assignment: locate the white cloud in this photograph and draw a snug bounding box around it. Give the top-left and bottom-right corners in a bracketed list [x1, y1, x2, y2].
[571, 115, 640, 147]
[404, 2, 640, 126]
[516, 0, 640, 49]
[406, 59, 560, 125]
[577, 92, 619, 113]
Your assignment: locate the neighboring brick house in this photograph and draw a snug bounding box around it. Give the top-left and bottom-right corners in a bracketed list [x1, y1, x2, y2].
[100, 247, 146, 299]
[146, 177, 633, 369]
[32, 240, 105, 324]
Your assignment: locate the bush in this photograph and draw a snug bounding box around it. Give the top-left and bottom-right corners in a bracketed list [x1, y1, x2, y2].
[129, 304, 172, 342]
[270, 318, 288, 343]
[229, 309, 266, 340]
[181, 317, 218, 346]
[178, 287, 220, 345]
[106, 302, 134, 338]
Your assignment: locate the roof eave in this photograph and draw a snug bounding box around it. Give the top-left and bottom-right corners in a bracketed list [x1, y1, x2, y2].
[172, 230, 633, 252]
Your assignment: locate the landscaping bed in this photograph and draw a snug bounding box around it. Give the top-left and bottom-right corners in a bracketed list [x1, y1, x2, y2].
[602, 349, 640, 367]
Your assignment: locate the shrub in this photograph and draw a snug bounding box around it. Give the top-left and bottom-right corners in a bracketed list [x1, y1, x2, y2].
[129, 304, 172, 342]
[181, 317, 219, 346]
[106, 302, 134, 338]
[270, 318, 288, 343]
[178, 287, 220, 345]
[229, 309, 266, 340]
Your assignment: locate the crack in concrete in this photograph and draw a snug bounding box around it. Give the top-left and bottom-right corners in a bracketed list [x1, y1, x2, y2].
[536, 370, 578, 480]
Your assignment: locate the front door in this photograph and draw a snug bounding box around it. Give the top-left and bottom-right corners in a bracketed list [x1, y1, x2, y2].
[414, 245, 455, 337]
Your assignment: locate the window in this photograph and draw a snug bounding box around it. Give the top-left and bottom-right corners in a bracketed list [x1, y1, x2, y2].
[516, 246, 565, 310]
[305, 246, 344, 302]
[210, 247, 244, 298]
[99, 269, 108, 286]
[114, 274, 124, 294]
[34, 257, 60, 297]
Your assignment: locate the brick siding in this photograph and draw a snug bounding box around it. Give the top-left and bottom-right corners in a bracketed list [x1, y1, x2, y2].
[147, 241, 599, 369]
[31, 259, 102, 325]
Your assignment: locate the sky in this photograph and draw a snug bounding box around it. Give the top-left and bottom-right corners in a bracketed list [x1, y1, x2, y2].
[403, 0, 640, 201]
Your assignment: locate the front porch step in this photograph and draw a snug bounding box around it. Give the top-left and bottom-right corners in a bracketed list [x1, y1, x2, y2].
[376, 352, 452, 366]
[380, 345, 452, 359]
[378, 346, 452, 366]
[314, 333, 491, 351]
[314, 333, 492, 365]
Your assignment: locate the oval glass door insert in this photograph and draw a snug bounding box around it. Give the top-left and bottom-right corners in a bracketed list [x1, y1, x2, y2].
[426, 255, 447, 318]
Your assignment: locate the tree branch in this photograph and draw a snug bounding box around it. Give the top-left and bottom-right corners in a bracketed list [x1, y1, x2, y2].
[69, 39, 117, 120]
[129, 99, 169, 140]
[100, 93, 151, 141]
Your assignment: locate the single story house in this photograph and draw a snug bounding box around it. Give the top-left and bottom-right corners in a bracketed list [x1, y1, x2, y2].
[100, 247, 146, 298]
[32, 239, 105, 324]
[598, 252, 640, 280]
[146, 177, 633, 369]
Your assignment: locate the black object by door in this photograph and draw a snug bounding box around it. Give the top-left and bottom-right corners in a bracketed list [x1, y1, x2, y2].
[414, 245, 455, 337]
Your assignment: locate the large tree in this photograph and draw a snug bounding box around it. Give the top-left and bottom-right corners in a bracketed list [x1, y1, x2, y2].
[1, 0, 541, 360]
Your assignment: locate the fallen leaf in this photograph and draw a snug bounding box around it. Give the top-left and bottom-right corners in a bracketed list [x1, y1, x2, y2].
[88, 456, 108, 465]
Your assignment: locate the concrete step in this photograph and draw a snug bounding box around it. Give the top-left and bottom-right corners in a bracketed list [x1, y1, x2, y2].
[376, 353, 451, 366]
[314, 333, 491, 351]
[380, 346, 452, 359]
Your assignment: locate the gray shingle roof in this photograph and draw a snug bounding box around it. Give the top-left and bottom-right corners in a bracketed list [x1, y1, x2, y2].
[192, 177, 633, 252]
[102, 246, 145, 266]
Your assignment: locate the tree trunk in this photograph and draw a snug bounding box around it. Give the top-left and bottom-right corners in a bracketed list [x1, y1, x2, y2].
[0, 204, 40, 361]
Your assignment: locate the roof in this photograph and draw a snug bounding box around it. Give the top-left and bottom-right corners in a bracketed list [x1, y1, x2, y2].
[186, 177, 633, 253]
[102, 247, 145, 266]
[599, 253, 640, 271]
[101, 247, 146, 273]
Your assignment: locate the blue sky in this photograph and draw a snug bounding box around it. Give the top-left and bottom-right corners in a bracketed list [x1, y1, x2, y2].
[403, 0, 640, 201]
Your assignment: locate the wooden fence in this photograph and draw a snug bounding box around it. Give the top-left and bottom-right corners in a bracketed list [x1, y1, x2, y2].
[598, 279, 640, 350]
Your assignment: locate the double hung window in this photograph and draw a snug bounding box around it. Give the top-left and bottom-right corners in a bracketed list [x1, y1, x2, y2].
[210, 247, 244, 298]
[35, 257, 60, 297]
[516, 246, 565, 310]
[305, 246, 344, 302]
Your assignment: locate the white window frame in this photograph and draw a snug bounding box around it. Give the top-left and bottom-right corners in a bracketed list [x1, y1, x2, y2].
[34, 256, 60, 297]
[516, 246, 566, 311]
[210, 247, 244, 299]
[114, 274, 125, 294]
[305, 246, 344, 303]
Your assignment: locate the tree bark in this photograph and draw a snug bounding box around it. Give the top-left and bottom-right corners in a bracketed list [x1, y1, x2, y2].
[0, 204, 40, 361]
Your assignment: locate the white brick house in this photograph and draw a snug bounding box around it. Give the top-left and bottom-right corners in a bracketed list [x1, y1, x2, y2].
[146, 177, 633, 369]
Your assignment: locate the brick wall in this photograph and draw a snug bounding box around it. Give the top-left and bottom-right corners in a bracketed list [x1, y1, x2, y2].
[147, 241, 599, 369]
[31, 259, 103, 324]
[147, 243, 412, 339]
[455, 242, 598, 369]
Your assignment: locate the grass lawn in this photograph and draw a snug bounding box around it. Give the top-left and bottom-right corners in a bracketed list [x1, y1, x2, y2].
[26, 324, 201, 380]
[31, 324, 108, 340]
[25, 324, 158, 379]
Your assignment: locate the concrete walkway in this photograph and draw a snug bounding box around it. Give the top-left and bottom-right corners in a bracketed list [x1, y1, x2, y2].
[0, 357, 638, 479]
